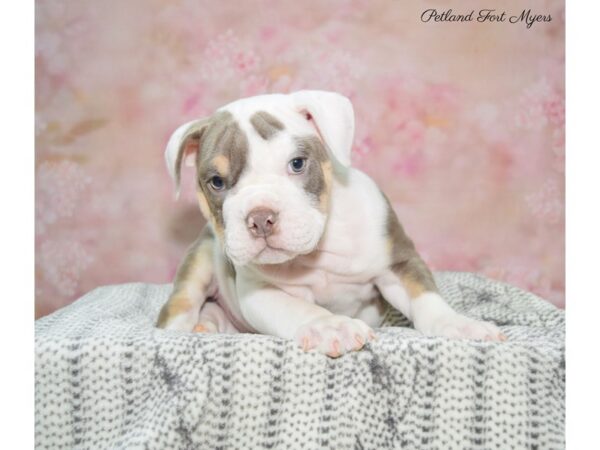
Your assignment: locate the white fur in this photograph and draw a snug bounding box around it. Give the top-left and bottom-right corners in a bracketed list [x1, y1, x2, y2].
[290, 90, 355, 168]
[217, 166, 396, 354]
[164, 120, 198, 198]
[196, 302, 239, 334]
[410, 292, 503, 339]
[164, 91, 505, 354]
[222, 161, 326, 266]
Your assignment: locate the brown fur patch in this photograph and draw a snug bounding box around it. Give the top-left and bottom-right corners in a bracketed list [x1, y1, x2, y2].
[173, 118, 211, 192]
[250, 111, 284, 140]
[196, 111, 249, 228]
[295, 135, 328, 162]
[196, 191, 224, 238]
[156, 227, 215, 328]
[196, 191, 211, 222]
[176, 231, 214, 286]
[294, 135, 331, 208]
[400, 273, 427, 298]
[156, 294, 191, 327]
[383, 193, 438, 298]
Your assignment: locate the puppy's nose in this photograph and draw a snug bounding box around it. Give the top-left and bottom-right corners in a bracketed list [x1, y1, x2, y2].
[246, 208, 278, 238]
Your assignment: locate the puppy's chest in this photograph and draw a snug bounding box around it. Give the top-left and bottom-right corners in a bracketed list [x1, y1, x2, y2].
[276, 268, 380, 314]
[268, 248, 389, 313]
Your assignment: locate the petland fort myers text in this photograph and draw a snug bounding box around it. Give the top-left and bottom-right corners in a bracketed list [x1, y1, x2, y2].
[421, 9, 552, 29]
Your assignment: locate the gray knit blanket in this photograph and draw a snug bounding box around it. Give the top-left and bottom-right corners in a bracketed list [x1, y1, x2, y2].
[35, 272, 565, 449]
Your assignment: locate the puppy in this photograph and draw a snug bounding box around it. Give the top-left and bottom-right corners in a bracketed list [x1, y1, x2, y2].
[156, 90, 505, 357]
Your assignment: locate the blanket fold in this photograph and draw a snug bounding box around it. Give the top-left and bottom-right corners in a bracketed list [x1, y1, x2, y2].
[35, 272, 565, 449]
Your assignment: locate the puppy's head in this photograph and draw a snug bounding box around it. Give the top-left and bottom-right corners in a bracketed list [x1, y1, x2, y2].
[165, 90, 355, 266]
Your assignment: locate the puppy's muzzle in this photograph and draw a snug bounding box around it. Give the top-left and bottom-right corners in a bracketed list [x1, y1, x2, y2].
[246, 208, 278, 238]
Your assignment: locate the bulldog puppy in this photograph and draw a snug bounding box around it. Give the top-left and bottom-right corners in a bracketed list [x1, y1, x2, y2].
[156, 90, 506, 357]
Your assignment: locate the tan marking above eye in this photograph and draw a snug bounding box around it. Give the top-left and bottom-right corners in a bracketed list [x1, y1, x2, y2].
[196, 111, 248, 189]
[212, 155, 230, 176]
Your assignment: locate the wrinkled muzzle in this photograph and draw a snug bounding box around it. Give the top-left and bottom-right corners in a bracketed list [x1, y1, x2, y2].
[222, 181, 326, 266]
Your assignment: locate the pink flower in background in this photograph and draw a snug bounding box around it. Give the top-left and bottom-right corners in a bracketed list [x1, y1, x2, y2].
[352, 133, 375, 165]
[543, 91, 566, 127]
[515, 78, 564, 130]
[38, 239, 94, 299]
[392, 150, 425, 178]
[201, 30, 263, 82]
[287, 50, 365, 96]
[334, 0, 371, 19]
[36, 0, 99, 82]
[525, 180, 564, 225]
[240, 74, 270, 97]
[35, 161, 91, 235]
[552, 129, 566, 173]
[469, 103, 507, 145]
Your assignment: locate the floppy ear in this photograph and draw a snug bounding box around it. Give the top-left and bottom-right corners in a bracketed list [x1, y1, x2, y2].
[164, 118, 210, 198]
[290, 90, 355, 168]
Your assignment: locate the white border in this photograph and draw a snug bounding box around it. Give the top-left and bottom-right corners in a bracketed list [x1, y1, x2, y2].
[0, 0, 595, 446]
[565, 0, 600, 447]
[0, 0, 34, 447]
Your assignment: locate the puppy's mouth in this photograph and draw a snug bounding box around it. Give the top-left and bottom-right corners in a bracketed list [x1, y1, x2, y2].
[223, 206, 326, 266]
[241, 235, 305, 266]
[255, 239, 294, 258]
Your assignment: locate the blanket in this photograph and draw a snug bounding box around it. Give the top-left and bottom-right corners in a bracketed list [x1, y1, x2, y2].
[35, 272, 565, 449]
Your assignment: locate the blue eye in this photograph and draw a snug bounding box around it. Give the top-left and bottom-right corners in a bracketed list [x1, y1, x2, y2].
[209, 176, 225, 190]
[288, 157, 307, 174]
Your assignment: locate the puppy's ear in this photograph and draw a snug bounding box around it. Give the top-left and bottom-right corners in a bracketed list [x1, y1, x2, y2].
[164, 118, 210, 198]
[290, 90, 355, 168]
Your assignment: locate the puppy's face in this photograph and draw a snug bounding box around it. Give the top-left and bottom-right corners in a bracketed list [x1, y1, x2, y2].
[165, 91, 355, 266]
[196, 109, 331, 266]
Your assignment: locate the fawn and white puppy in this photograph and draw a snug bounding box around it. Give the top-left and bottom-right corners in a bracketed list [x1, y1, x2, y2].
[156, 90, 506, 357]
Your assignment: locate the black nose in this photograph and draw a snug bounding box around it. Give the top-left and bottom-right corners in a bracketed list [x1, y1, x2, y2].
[246, 208, 278, 238]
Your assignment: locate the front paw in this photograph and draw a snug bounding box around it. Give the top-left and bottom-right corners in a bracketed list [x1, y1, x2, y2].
[421, 313, 507, 342]
[156, 295, 198, 331]
[193, 322, 218, 333]
[294, 315, 376, 358]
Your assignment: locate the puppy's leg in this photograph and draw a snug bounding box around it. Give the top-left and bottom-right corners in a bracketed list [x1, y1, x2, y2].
[156, 227, 216, 331]
[376, 256, 506, 341]
[379, 197, 505, 341]
[237, 275, 375, 357]
[193, 301, 239, 334]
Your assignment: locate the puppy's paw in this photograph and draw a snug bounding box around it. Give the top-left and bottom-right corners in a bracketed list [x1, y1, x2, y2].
[158, 313, 197, 331]
[156, 296, 198, 332]
[423, 313, 507, 342]
[294, 315, 376, 357]
[193, 321, 218, 333]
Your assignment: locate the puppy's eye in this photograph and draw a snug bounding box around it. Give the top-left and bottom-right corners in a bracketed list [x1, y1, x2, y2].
[209, 176, 225, 191]
[288, 157, 307, 174]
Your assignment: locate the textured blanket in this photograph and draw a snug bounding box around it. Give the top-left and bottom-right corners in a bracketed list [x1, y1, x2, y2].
[35, 272, 565, 449]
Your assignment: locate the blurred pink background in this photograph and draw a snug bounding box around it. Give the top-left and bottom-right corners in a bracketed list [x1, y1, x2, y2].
[35, 0, 565, 318]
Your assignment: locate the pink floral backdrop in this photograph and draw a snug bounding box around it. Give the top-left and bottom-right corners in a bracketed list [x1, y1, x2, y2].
[35, 0, 565, 318]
